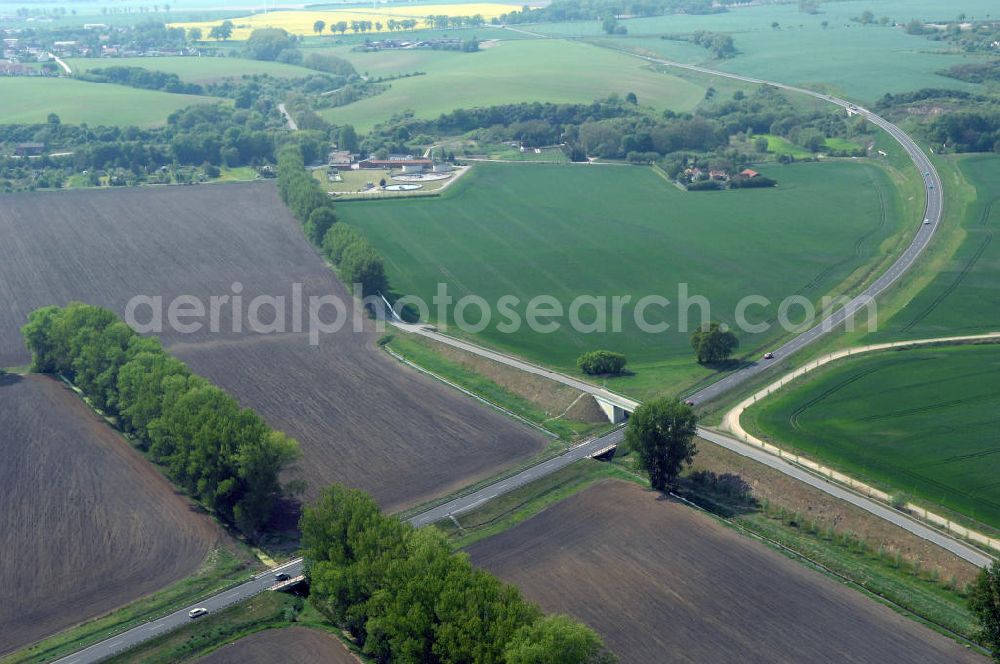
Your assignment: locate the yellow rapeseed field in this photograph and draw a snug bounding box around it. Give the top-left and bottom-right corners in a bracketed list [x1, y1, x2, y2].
[172, 4, 515, 40]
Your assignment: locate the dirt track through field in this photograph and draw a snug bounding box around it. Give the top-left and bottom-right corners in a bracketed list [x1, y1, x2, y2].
[0, 184, 543, 510]
[194, 627, 357, 664]
[468, 480, 986, 664]
[0, 375, 221, 655]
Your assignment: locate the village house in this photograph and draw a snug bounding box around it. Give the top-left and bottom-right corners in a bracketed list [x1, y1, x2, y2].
[14, 142, 45, 157]
[327, 150, 354, 168]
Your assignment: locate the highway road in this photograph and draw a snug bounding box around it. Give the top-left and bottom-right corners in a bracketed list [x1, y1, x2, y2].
[53, 53, 956, 664]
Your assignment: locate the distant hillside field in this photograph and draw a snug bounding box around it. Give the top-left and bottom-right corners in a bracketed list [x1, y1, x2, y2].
[0, 77, 216, 126]
[321, 39, 707, 131]
[532, 0, 993, 101]
[66, 55, 317, 84]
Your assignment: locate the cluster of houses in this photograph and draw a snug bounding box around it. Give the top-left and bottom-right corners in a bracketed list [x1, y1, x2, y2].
[359, 38, 463, 51]
[682, 166, 759, 183]
[2, 25, 194, 73]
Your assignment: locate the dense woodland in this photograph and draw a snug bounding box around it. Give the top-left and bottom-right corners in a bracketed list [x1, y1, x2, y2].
[364, 86, 867, 174]
[0, 104, 330, 191]
[21, 303, 301, 537]
[876, 89, 1000, 153]
[301, 484, 614, 663]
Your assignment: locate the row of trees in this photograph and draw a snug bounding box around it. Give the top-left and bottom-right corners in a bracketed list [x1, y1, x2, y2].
[662, 30, 735, 59]
[276, 146, 388, 296]
[276, 145, 338, 244]
[301, 484, 614, 663]
[78, 65, 203, 95]
[21, 303, 300, 536]
[496, 0, 723, 25]
[321, 225, 389, 296]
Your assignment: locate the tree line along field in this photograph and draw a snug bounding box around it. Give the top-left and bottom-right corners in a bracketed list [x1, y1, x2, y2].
[171, 3, 516, 40]
[0, 374, 223, 655]
[532, 0, 993, 102]
[872, 155, 1000, 341]
[0, 77, 216, 126]
[744, 343, 1000, 530]
[64, 55, 319, 84]
[0, 183, 544, 512]
[319, 39, 708, 132]
[467, 480, 985, 664]
[340, 160, 906, 399]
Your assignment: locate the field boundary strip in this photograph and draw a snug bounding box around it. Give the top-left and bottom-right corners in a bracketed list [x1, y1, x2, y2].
[384, 346, 557, 438]
[724, 332, 1000, 554]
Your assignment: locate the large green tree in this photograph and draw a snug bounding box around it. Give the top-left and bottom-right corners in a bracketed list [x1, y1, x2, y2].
[690, 321, 739, 364]
[339, 124, 359, 153]
[625, 397, 698, 491]
[340, 242, 388, 296]
[245, 27, 296, 61]
[970, 560, 1000, 662]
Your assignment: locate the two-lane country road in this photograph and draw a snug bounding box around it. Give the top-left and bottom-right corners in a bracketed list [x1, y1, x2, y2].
[53, 559, 304, 664]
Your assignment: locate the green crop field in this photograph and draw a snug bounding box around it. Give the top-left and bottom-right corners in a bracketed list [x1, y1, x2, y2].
[319, 39, 707, 131]
[66, 56, 316, 84]
[531, 0, 994, 102]
[340, 160, 905, 399]
[745, 343, 1000, 529]
[0, 77, 216, 126]
[874, 155, 1000, 341]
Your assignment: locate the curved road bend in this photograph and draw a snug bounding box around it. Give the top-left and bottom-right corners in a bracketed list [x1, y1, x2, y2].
[619, 54, 945, 404]
[53, 56, 957, 664]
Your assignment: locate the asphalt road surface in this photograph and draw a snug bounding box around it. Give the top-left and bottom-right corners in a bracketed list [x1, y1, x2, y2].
[53, 55, 954, 664]
[52, 559, 304, 664]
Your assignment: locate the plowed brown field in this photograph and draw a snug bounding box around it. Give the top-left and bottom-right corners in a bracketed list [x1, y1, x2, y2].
[0, 184, 543, 510]
[0, 374, 221, 655]
[194, 627, 356, 664]
[467, 480, 986, 664]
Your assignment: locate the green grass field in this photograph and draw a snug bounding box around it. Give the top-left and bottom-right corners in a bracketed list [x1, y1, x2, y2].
[530, 0, 993, 102]
[66, 56, 316, 84]
[750, 134, 862, 159]
[319, 39, 707, 131]
[755, 134, 813, 159]
[340, 160, 905, 399]
[746, 343, 1000, 530]
[873, 155, 1000, 340]
[0, 77, 216, 126]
